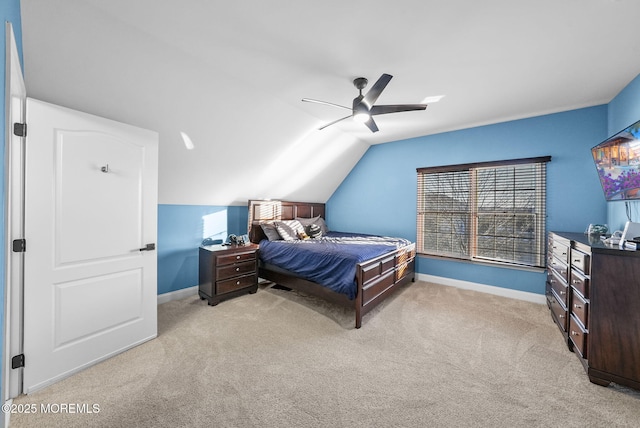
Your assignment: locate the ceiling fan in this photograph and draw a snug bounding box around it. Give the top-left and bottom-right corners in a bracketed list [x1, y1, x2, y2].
[302, 73, 428, 133]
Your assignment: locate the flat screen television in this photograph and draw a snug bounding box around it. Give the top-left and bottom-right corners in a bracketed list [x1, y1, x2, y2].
[592, 119, 640, 201]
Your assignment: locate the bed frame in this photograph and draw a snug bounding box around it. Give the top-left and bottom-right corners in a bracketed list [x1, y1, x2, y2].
[248, 199, 415, 328]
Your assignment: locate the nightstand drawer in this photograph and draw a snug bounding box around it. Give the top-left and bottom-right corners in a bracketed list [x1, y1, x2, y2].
[216, 260, 256, 280]
[217, 250, 256, 266]
[217, 273, 257, 295]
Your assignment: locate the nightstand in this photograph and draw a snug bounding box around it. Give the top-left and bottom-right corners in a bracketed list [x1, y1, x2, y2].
[198, 243, 259, 305]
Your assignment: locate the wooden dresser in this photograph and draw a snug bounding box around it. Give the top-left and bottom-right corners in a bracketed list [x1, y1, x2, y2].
[198, 243, 259, 306]
[546, 231, 640, 390]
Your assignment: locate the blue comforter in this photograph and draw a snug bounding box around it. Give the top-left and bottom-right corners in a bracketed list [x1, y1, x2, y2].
[258, 232, 412, 299]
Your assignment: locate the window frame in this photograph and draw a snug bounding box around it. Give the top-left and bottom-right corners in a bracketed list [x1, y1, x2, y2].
[416, 156, 551, 269]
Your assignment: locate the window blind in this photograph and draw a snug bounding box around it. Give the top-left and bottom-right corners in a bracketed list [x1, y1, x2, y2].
[416, 156, 551, 269]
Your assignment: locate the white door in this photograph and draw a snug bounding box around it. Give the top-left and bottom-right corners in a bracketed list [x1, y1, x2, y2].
[4, 22, 27, 401]
[22, 98, 158, 393]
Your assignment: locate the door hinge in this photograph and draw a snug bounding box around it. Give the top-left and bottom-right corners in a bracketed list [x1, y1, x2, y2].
[11, 354, 24, 369]
[12, 239, 25, 252]
[13, 122, 27, 137]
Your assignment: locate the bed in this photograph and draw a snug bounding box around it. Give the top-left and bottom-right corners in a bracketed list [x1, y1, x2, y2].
[248, 199, 415, 328]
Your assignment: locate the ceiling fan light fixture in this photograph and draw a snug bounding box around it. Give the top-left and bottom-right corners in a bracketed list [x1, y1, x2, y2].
[353, 102, 370, 123]
[353, 112, 370, 123]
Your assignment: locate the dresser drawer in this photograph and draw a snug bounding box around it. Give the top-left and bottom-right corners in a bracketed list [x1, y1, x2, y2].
[548, 293, 568, 332]
[216, 250, 256, 266]
[549, 257, 569, 283]
[216, 273, 257, 295]
[569, 314, 588, 359]
[549, 235, 570, 263]
[549, 270, 569, 308]
[216, 260, 256, 280]
[570, 249, 590, 275]
[571, 289, 589, 329]
[569, 268, 589, 299]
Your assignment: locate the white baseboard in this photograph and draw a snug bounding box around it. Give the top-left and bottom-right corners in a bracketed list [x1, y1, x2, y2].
[417, 273, 546, 305]
[156, 277, 547, 306]
[157, 285, 198, 305]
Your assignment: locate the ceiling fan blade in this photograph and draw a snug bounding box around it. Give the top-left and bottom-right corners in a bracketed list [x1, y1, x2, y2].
[302, 98, 352, 111]
[361, 73, 393, 108]
[370, 104, 428, 116]
[318, 115, 351, 130]
[364, 116, 379, 133]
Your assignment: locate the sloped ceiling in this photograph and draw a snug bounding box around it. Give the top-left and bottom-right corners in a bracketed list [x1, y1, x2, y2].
[20, 0, 640, 205]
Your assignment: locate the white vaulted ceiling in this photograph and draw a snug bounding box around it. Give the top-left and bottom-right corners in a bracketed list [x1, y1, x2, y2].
[20, 0, 640, 205]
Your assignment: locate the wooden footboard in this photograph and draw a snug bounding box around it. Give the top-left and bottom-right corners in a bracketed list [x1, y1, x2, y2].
[259, 243, 415, 328]
[355, 243, 416, 328]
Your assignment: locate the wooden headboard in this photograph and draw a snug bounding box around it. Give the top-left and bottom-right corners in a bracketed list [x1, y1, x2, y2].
[248, 200, 326, 244]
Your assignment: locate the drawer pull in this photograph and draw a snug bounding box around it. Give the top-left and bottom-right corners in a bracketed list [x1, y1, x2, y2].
[574, 304, 582, 309]
[558, 314, 564, 319]
[236, 255, 241, 260]
[573, 258, 580, 264]
[236, 280, 240, 285]
[236, 267, 240, 272]
[571, 330, 580, 336]
[559, 290, 566, 295]
[572, 279, 579, 284]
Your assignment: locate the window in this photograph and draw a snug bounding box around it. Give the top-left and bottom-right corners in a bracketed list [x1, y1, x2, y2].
[416, 156, 551, 269]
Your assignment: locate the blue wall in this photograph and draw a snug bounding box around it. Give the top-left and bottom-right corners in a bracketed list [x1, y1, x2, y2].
[1, 0, 22, 408]
[606, 73, 640, 231]
[327, 106, 609, 295]
[157, 204, 248, 295]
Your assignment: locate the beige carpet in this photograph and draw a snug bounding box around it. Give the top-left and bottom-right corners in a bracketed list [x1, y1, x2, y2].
[9, 281, 640, 427]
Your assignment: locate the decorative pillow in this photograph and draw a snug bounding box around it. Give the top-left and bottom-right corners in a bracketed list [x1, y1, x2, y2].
[295, 216, 329, 234]
[260, 222, 282, 241]
[306, 223, 322, 238]
[274, 220, 305, 241]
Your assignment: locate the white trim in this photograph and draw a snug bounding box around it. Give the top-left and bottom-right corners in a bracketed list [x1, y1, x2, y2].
[4, 21, 27, 404]
[417, 273, 546, 305]
[157, 286, 198, 305]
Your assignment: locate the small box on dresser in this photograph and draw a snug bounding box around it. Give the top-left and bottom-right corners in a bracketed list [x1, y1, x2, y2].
[198, 243, 259, 306]
[547, 232, 640, 391]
